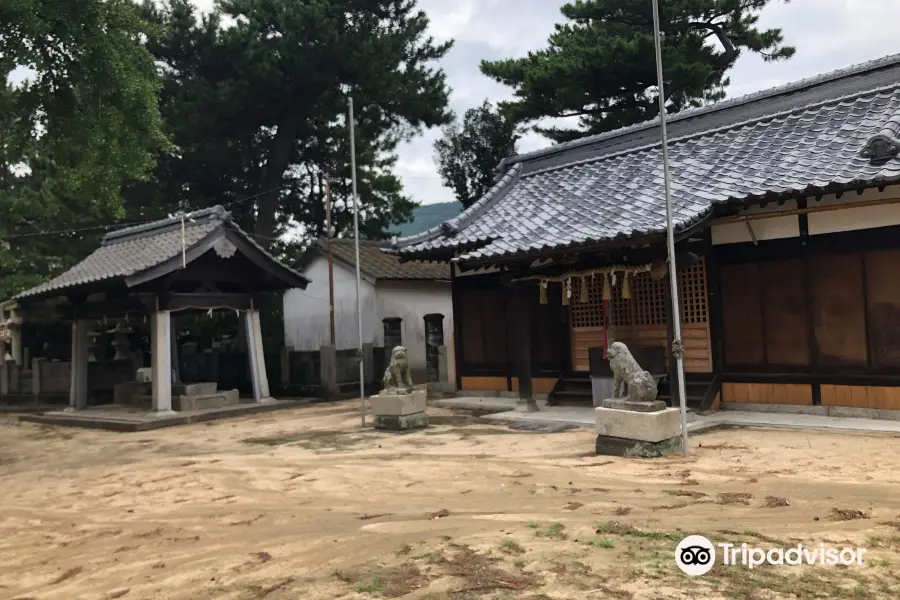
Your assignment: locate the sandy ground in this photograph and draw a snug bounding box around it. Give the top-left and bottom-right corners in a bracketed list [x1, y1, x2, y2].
[1, 401, 900, 600]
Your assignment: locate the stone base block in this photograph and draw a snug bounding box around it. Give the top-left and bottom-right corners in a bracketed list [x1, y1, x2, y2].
[595, 406, 682, 443]
[371, 389, 427, 416]
[515, 396, 540, 413]
[601, 398, 667, 412]
[595, 434, 683, 458]
[374, 411, 429, 431]
[173, 382, 217, 396]
[174, 389, 239, 411]
[114, 381, 152, 406]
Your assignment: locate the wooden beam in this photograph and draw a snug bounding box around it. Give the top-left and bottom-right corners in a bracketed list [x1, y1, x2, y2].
[164, 293, 252, 312]
[712, 195, 900, 225]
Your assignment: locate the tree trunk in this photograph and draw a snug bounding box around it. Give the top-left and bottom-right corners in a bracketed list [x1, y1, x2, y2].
[255, 108, 304, 246]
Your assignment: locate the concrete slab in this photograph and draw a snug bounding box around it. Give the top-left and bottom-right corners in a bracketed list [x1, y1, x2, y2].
[691, 410, 900, 435]
[436, 396, 900, 437]
[18, 399, 310, 432]
[595, 406, 682, 443]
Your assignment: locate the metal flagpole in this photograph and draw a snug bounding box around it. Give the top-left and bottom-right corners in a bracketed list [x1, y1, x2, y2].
[651, 0, 689, 456]
[348, 96, 366, 427]
[325, 168, 336, 347]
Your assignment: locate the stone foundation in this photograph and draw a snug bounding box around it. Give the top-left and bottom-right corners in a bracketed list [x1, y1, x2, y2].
[116, 380, 238, 412]
[594, 434, 683, 458]
[373, 412, 429, 431]
[173, 388, 239, 411]
[595, 405, 683, 458]
[371, 389, 428, 431]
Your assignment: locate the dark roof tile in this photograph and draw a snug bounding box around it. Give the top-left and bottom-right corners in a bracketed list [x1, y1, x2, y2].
[305, 239, 449, 281]
[391, 55, 900, 264]
[16, 206, 309, 300]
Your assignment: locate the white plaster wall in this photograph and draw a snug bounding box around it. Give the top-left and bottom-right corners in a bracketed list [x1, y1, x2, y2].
[375, 280, 454, 381]
[806, 187, 900, 235]
[711, 200, 800, 245]
[283, 256, 379, 351]
[711, 185, 900, 244]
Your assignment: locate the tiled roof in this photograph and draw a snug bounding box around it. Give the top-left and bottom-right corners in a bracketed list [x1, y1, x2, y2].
[302, 238, 450, 281]
[391, 53, 900, 264]
[16, 206, 310, 300]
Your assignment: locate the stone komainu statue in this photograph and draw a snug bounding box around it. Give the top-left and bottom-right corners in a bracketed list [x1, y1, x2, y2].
[607, 341, 659, 403]
[381, 345, 414, 394]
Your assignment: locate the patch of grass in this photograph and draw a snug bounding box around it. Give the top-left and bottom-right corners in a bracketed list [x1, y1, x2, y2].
[526, 522, 541, 529]
[533, 522, 567, 541]
[588, 537, 615, 549]
[717, 492, 753, 505]
[356, 575, 384, 594]
[831, 508, 870, 521]
[763, 496, 790, 508]
[593, 521, 679, 541]
[412, 552, 434, 563]
[500, 539, 524, 554]
[242, 429, 375, 451]
[663, 489, 706, 498]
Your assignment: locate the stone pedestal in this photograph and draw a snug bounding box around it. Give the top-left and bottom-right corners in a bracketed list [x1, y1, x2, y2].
[595, 404, 683, 458]
[371, 389, 428, 431]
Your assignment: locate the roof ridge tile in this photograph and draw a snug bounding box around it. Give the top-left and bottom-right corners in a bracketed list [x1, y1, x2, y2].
[508, 52, 900, 165]
[102, 206, 230, 246]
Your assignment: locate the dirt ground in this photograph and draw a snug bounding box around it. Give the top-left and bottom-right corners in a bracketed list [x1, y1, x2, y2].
[1, 401, 900, 600]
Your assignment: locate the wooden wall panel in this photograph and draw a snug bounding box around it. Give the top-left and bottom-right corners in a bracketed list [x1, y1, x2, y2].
[460, 376, 559, 394]
[571, 327, 605, 372]
[865, 249, 900, 370]
[511, 377, 559, 394]
[615, 323, 712, 372]
[460, 376, 507, 392]
[821, 385, 900, 410]
[809, 254, 868, 367]
[720, 263, 765, 365]
[457, 291, 485, 364]
[760, 259, 810, 365]
[722, 382, 812, 405]
[481, 290, 509, 363]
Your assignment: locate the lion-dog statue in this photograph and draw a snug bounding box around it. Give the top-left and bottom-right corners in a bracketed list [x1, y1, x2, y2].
[607, 341, 658, 404]
[381, 345, 414, 394]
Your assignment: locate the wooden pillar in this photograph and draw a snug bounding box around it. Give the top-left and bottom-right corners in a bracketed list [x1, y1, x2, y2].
[170, 313, 181, 385]
[9, 323, 22, 366]
[245, 309, 272, 402]
[68, 320, 90, 410]
[150, 311, 174, 413]
[513, 285, 538, 412]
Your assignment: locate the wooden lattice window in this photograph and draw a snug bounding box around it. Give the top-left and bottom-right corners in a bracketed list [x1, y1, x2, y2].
[569, 276, 604, 328]
[608, 288, 632, 327]
[678, 258, 708, 324]
[632, 271, 667, 325]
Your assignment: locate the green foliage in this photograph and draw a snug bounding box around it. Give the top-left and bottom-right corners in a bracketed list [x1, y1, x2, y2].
[481, 0, 795, 143]
[0, 0, 168, 298]
[133, 0, 454, 249]
[434, 99, 520, 208]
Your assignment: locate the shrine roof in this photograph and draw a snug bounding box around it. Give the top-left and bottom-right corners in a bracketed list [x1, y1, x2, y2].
[16, 206, 310, 301]
[389, 53, 900, 265]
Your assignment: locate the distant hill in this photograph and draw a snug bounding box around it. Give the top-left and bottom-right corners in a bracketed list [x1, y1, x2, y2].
[392, 201, 464, 237]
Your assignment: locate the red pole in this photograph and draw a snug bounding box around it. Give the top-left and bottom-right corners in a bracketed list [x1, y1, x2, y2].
[602, 300, 608, 359]
[326, 169, 336, 346]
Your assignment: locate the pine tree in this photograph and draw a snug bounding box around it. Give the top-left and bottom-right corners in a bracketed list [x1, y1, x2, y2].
[481, 0, 795, 143]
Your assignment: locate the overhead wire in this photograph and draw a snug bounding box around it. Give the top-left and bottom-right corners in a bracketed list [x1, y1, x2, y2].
[1, 182, 297, 241]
